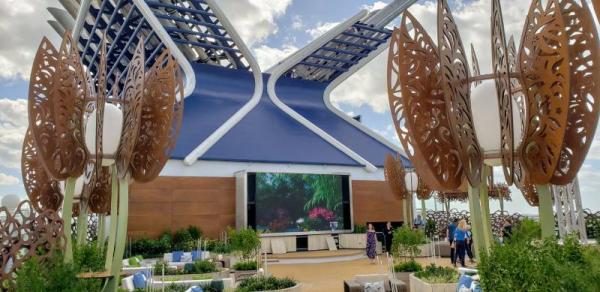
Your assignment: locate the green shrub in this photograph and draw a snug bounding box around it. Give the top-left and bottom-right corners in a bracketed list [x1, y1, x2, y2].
[154, 261, 181, 276]
[424, 219, 437, 238]
[187, 226, 203, 240]
[73, 241, 105, 273]
[230, 228, 260, 262]
[173, 229, 194, 251]
[391, 226, 426, 260]
[509, 218, 541, 243]
[393, 260, 423, 273]
[206, 239, 232, 254]
[193, 260, 218, 274]
[233, 261, 258, 271]
[414, 264, 458, 284]
[14, 252, 103, 292]
[479, 236, 600, 292]
[353, 224, 367, 233]
[236, 276, 296, 292]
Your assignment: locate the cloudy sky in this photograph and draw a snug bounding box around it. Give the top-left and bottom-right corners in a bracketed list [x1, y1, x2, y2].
[0, 0, 599, 215]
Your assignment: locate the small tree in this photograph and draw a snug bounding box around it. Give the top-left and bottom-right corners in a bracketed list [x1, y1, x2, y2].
[229, 228, 261, 262]
[392, 226, 426, 261]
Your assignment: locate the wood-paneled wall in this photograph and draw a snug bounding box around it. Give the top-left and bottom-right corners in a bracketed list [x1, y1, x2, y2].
[351, 180, 404, 225]
[128, 177, 403, 239]
[129, 177, 236, 239]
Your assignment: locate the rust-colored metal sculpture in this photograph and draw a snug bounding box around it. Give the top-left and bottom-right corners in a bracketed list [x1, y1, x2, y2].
[84, 166, 112, 214]
[130, 50, 184, 182]
[438, 0, 482, 187]
[21, 128, 63, 212]
[416, 177, 432, 200]
[593, 0, 600, 21]
[488, 183, 511, 201]
[387, 12, 463, 191]
[518, 0, 570, 184]
[0, 200, 65, 282]
[519, 183, 540, 207]
[551, 0, 600, 185]
[384, 154, 407, 200]
[491, 0, 514, 185]
[115, 40, 145, 178]
[28, 34, 88, 180]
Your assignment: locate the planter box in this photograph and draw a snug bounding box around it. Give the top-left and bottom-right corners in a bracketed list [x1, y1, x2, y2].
[156, 269, 230, 282]
[150, 277, 235, 289]
[233, 269, 258, 282]
[394, 272, 411, 291]
[409, 273, 456, 292]
[417, 243, 433, 257]
[257, 283, 301, 292]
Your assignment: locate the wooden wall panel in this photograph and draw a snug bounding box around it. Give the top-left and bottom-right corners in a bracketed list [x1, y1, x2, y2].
[128, 176, 236, 239]
[352, 180, 404, 225]
[128, 176, 404, 239]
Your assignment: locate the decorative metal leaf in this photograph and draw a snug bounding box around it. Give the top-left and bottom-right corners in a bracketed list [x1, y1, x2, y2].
[115, 39, 145, 178]
[21, 128, 63, 212]
[519, 182, 539, 207]
[470, 44, 481, 87]
[130, 50, 184, 182]
[593, 0, 600, 22]
[28, 33, 88, 180]
[438, 0, 482, 187]
[491, 0, 514, 185]
[416, 177, 432, 200]
[82, 166, 111, 214]
[384, 154, 408, 200]
[518, 0, 570, 184]
[551, 0, 600, 185]
[387, 12, 463, 191]
[95, 39, 107, 178]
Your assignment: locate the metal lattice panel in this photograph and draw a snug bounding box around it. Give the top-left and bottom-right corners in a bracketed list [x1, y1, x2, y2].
[552, 178, 587, 242]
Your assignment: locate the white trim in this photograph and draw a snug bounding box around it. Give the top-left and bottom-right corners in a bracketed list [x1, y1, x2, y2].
[48, 8, 75, 31]
[160, 160, 385, 181]
[267, 11, 377, 173]
[133, 0, 195, 98]
[72, 0, 91, 41]
[183, 0, 263, 166]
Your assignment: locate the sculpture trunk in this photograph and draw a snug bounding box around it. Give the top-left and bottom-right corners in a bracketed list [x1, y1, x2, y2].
[467, 185, 485, 259]
[537, 184, 555, 239]
[62, 177, 76, 263]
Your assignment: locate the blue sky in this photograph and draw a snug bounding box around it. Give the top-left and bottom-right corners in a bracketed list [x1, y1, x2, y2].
[1, 0, 599, 215]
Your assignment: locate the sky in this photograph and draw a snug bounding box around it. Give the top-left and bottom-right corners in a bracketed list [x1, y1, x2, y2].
[0, 0, 599, 215]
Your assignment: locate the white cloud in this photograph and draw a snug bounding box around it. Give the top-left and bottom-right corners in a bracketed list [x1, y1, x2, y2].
[305, 22, 340, 39]
[214, 0, 293, 47]
[0, 98, 28, 169]
[292, 15, 303, 30]
[0, 0, 60, 80]
[253, 44, 298, 71]
[0, 173, 19, 186]
[362, 1, 389, 12]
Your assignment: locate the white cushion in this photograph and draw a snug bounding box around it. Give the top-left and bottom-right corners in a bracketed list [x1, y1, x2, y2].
[364, 281, 385, 292]
[181, 253, 192, 263]
[121, 276, 135, 291]
[122, 259, 129, 267]
[163, 253, 172, 262]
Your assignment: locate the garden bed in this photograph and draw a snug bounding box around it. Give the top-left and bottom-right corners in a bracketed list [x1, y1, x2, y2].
[409, 273, 456, 292]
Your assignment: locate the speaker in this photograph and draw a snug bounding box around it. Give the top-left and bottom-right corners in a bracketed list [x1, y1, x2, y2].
[341, 175, 351, 230]
[247, 173, 257, 229]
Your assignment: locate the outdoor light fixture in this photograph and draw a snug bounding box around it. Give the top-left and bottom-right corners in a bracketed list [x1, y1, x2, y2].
[388, 0, 600, 250]
[21, 30, 183, 291]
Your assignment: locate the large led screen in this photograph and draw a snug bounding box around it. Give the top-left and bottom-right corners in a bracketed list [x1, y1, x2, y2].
[254, 173, 349, 233]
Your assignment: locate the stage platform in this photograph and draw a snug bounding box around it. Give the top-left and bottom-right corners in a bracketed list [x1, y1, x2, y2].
[268, 249, 366, 264]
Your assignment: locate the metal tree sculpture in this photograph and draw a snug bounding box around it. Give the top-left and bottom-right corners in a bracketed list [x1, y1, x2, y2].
[388, 0, 600, 246]
[24, 31, 183, 291]
[384, 154, 412, 225]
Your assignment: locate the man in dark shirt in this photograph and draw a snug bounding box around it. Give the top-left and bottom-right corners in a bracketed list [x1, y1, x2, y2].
[447, 218, 458, 265]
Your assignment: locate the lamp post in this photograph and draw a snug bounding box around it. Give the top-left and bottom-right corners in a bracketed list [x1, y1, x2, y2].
[404, 171, 418, 228]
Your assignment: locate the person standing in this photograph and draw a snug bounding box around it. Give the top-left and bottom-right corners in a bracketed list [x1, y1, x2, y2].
[366, 223, 377, 264]
[414, 214, 424, 229]
[454, 219, 469, 267]
[502, 218, 513, 241]
[384, 222, 394, 254]
[466, 225, 475, 263]
[447, 218, 458, 265]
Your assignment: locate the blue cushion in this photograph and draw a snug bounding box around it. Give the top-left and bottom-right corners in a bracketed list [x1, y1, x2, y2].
[139, 268, 151, 279]
[192, 250, 202, 261]
[172, 251, 183, 262]
[191, 287, 203, 292]
[132, 272, 147, 289]
[457, 275, 473, 291]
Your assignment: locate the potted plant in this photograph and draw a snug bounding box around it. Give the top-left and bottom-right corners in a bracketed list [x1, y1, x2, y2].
[229, 228, 261, 281]
[236, 276, 299, 292]
[391, 226, 426, 288]
[409, 264, 458, 292]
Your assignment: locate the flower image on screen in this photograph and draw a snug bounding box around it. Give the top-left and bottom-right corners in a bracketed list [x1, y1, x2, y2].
[255, 173, 346, 233]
